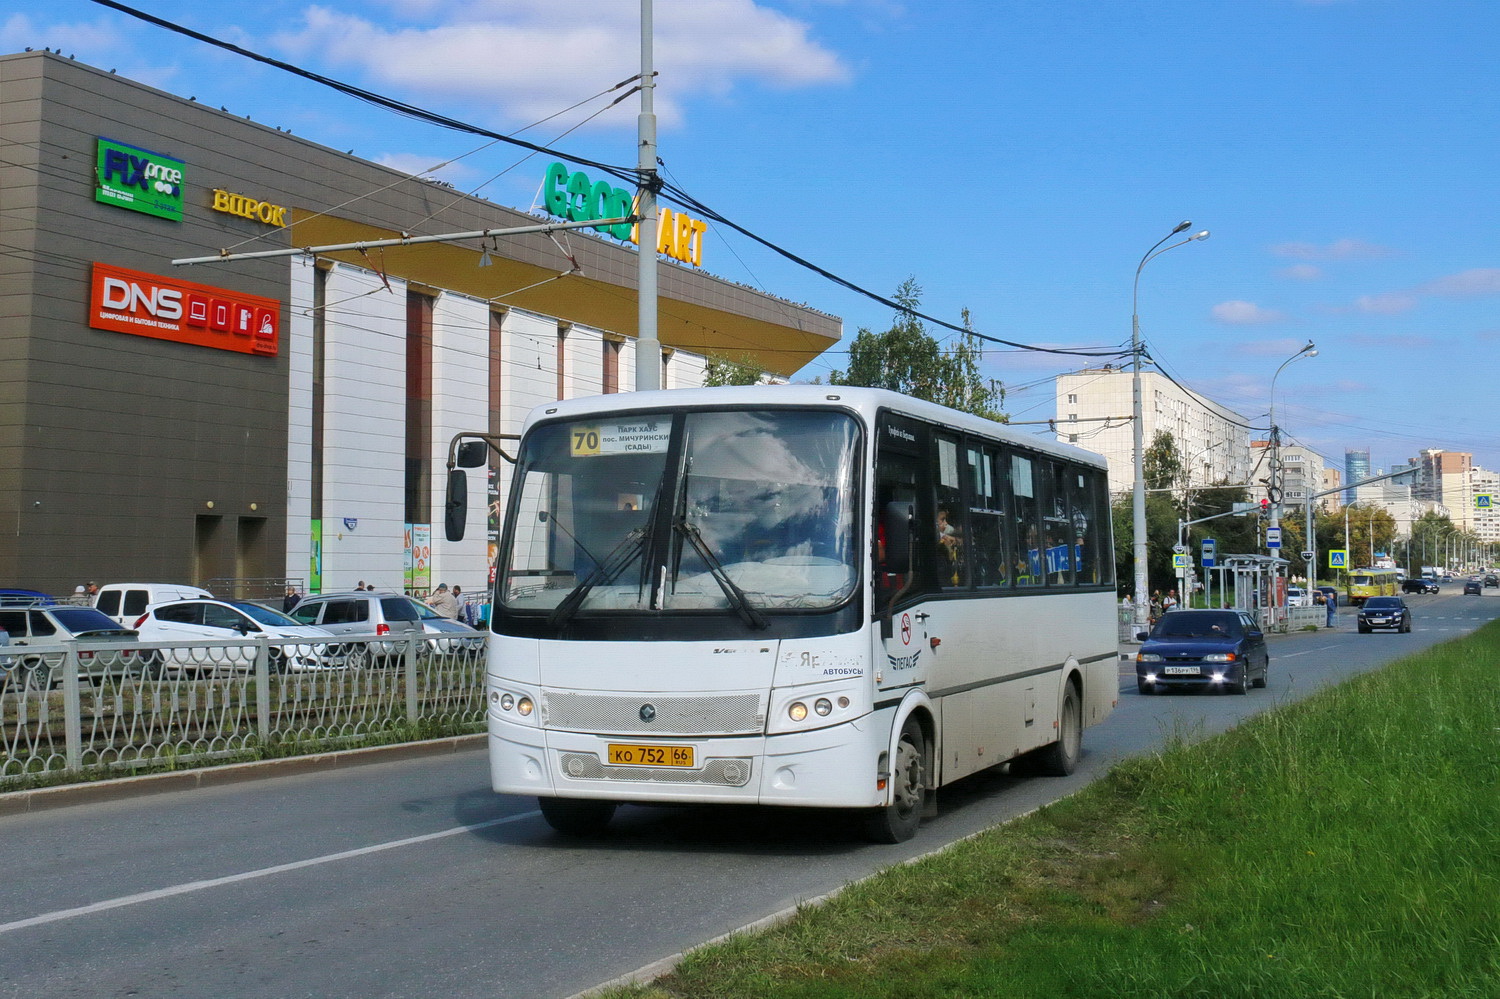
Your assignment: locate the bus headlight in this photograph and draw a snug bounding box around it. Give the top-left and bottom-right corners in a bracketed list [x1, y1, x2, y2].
[788, 702, 808, 722]
[814, 698, 832, 716]
[517, 697, 534, 716]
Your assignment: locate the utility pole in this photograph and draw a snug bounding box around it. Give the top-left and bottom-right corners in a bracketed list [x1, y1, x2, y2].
[634, 0, 661, 391]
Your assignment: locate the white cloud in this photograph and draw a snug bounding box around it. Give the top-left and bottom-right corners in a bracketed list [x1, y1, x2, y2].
[374, 151, 479, 186]
[1211, 300, 1286, 325]
[0, 13, 121, 56]
[1416, 268, 1500, 297]
[1269, 238, 1393, 261]
[1352, 292, 1417, 315]
[1232, 338, 1314, 358]
[1276, 264, 1322, 281]
[271, 1, 850, 130]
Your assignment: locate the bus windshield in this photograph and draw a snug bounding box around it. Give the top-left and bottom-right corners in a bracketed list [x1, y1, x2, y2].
[499, 408, 860, 619]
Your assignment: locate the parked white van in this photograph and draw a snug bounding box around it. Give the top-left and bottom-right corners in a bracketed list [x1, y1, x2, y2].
[93, 583, 214, 625]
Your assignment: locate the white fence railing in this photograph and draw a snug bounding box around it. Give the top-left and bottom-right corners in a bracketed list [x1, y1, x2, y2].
[0, 634, 485, 787]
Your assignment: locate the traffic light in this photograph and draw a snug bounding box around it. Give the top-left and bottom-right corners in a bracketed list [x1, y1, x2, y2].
[1260, 498, 1270, 514]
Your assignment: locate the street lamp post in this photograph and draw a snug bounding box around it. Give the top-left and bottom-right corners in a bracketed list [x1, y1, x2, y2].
[1131, 221, 1209, 632]
[1267, 341, 1317, 606]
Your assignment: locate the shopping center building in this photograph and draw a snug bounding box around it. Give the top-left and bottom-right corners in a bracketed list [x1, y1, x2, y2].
[0, 51, 841, 597]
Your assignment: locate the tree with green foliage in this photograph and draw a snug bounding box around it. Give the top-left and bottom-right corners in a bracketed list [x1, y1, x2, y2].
[702, 352, 763, 387]
[1143, 429, 1185, 491]
[829, 279, 1005, 421]
[1113, 429, 1270, 601]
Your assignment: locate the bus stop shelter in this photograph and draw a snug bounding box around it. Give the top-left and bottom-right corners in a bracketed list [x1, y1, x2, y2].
[1212, 554, 1291, 631]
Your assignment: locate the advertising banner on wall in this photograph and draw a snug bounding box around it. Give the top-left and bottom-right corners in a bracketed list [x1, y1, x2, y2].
[412, 524, 432, 592]
[309, 520, 323, 595]
[89, 262, 280, 356]
[95, 138, 185, 221]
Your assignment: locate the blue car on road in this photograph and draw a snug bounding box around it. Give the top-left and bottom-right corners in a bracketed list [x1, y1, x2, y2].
[1135, 609, 1270, 695]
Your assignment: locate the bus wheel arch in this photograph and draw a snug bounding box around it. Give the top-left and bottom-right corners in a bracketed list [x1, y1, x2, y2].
[1034, 672, 1083, 776]
[862, 705, 933, 844]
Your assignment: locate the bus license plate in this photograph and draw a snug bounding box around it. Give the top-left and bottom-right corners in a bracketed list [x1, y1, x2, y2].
[1163, 666, 1201, 675]
[607, 743, 695, 767]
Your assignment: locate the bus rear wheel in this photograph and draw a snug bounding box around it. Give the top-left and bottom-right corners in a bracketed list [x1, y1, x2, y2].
[861, 718, 926, 844]
[537, 797, 617, 837]
[1032, 681, 1082, 776]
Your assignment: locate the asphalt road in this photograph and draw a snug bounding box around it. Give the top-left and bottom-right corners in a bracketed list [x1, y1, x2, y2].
[1, 589, 1495, 999]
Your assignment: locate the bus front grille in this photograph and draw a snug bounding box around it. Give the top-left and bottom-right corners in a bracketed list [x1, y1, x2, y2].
[542, 691, 765, 736]
[558, 752, 753, 787]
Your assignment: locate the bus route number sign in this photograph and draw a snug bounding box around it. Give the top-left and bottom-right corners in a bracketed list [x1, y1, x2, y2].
[570, 420, 671, 457]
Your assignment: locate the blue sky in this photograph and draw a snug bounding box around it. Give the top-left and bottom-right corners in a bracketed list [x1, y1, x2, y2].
[10, 0, 1498, 477]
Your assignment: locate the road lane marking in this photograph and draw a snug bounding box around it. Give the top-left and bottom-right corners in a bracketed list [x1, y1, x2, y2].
[0, 812, 535, 936]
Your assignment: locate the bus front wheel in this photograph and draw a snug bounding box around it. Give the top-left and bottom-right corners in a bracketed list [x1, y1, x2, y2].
[537, 797, 617, 837]
[862, 718, 926, 844]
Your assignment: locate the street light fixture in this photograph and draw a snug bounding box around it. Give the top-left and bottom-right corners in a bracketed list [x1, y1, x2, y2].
[1260, 339, 1317, 606]
[1268, 340, 1317, 540]
[1131, 222, 1209, 630]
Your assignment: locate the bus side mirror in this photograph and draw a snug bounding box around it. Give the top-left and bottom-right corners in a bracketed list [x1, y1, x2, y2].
[456, 440, 489, 468]
[882, 502, 913, 574]
[444, 469, 468, 542]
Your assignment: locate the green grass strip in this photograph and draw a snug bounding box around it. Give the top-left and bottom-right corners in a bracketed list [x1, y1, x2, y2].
[606, 621, 1500, 999]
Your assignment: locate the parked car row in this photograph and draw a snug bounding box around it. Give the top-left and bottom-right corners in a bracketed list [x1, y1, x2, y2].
[1, 585, 486, 688]
[0, 604, 149, 687]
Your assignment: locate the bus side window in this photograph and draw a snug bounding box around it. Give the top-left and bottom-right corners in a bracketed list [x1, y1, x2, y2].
[968, 446, 1007, 589]
[933, 435, 967, 590]
[1010, 453, 1041, 587]
[1041, 460, 1075, 586]
[873, 460, 920, 608]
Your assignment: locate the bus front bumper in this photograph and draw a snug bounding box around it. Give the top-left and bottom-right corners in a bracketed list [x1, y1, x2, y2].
[489, 713, 886, 809]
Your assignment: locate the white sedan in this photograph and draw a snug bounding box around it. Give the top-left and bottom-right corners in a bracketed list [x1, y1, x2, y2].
[133, 598, 347, 674]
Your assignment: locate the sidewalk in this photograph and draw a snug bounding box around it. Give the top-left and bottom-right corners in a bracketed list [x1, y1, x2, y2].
[0, 734, 485, 817]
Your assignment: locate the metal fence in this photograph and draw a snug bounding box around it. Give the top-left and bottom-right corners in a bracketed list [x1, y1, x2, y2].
[0, 634, 486, 787]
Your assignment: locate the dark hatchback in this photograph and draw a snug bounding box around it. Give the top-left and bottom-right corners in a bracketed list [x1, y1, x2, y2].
[1135, 609, 1269, 695]
[1401, 577, 1439, 594]
[1357, 595, 1411, 633]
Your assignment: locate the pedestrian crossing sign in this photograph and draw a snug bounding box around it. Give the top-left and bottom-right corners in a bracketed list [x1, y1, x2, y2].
[1173, 554, 1190, 569]
[1329, 549, 1347, 568]
[1478, 494, 1493, 509]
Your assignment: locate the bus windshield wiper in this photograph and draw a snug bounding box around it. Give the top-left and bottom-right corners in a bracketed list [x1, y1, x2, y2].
[547, 527, 649, 630]
[675, 520, 769, 630]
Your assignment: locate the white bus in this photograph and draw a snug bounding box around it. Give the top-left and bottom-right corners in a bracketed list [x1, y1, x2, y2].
[452, 385, 1118, 842]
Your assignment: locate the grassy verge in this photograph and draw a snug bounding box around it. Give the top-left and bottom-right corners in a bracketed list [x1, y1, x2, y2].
[606, 622, 1500, 999]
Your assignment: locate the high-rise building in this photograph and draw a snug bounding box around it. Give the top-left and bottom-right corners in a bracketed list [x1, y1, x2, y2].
[1054, 368, 1249, 496]
[1344, 448, 1370, 505]
[1410, 450, 1475, 531]
[1472, 467, 1499, 546]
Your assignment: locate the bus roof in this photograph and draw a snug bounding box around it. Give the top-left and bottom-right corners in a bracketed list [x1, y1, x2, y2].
[520, 385, 1109, 470]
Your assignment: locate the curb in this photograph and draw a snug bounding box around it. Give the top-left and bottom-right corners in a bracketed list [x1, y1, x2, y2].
[0, 733, 487, 817]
